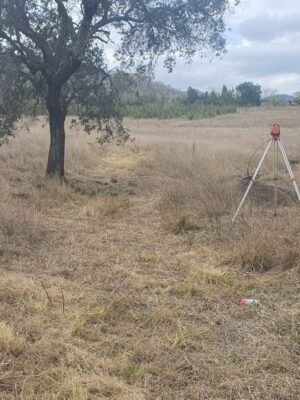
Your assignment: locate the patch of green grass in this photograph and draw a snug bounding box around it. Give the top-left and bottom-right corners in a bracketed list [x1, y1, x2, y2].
[116, 359, 149, 385]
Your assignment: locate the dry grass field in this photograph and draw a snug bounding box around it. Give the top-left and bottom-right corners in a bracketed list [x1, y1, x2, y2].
[0, 107, 299, 399]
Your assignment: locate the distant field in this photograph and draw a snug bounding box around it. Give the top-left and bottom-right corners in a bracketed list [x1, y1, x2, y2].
[124, 102, 236, 119]
[0, 107, 299, 399]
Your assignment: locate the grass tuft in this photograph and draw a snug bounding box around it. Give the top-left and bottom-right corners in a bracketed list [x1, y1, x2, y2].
[82, 194, 130, 219]
[189, 264, 238, 287]
[230, 230, 300, 272]
[60, 370, 87, 400]
[0, 322, 25, 356]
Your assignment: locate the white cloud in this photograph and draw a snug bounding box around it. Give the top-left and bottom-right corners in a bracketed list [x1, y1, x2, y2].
[238, 13, 300, 42]
[155, 0, 300, 94]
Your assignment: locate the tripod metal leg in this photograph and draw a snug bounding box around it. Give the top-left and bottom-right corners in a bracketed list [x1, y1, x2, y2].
[232, 140, 272, 223]
[273, 140, 279, 216]
[278, 140, 300, 202]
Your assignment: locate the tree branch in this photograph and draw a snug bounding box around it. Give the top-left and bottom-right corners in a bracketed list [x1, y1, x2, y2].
[91, 13, 145, 35]
[0, 29, 43, 74]
[54, 0, 77, 42]
[9, 1, 53, 63]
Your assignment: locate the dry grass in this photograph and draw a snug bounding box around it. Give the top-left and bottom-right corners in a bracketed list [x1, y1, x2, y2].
[0, 107, 299, 399]
[229, 228, 300, 272]
[0, 322, 25, 356]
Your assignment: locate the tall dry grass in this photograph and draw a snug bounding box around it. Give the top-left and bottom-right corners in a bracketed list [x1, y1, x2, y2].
[0, 108, 299, 399]
[131, 109, 300, 272]
[148, 144, 238, 232]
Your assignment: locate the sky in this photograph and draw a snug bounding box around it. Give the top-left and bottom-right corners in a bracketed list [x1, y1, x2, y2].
[155, 0, 300, 94]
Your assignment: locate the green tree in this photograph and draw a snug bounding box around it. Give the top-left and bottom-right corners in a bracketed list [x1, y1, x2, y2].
[209, 90, 219, 105]
[0, 53, 24, 140]
[220, 85, 236, 106]
[293, 92, 300, 105]
[199, 91, 210, 105]
[186, 87, 199, 104]
[221, 84, 228, 98]
[236, 82, 262, 107]
[0, 0, 238, 178]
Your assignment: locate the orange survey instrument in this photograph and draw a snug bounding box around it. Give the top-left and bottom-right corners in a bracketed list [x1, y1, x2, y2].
[271, 124, 280, 140]
[232, 124, 300, 222]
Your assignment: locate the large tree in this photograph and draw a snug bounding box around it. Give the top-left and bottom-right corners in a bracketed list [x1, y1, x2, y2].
[236, 81, 262, 107]
[0, 0, 238, 178]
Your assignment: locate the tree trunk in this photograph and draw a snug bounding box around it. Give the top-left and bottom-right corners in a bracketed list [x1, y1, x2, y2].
[46, 86, 67, 179]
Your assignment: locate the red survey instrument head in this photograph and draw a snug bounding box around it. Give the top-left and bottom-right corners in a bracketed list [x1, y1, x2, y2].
[271, 124, 280, 140]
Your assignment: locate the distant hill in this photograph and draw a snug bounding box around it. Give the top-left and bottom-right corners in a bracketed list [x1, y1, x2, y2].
[263, 93, 295, 105]
[277, 94, 295, 103]
[111, 72, 185, 103]
[134, 77, 185, 99]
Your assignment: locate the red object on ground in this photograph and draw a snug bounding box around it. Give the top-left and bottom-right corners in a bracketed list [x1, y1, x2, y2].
[240, 298, 260, 306]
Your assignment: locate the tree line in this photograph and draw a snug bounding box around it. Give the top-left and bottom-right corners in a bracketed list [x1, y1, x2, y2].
[186, 82, 262, 107]
[119, 80, 262, 119]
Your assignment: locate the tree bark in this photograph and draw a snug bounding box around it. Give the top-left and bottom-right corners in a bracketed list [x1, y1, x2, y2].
[46, 86, 67, 179]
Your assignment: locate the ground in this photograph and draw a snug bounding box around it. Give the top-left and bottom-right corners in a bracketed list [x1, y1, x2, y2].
[0, 107, 299, 399]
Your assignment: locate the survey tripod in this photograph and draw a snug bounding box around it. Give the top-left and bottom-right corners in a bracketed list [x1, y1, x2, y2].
[232, 124, 300, 223]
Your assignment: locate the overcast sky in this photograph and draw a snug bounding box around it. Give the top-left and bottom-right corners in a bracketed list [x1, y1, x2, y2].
[155, 0, 300, 94]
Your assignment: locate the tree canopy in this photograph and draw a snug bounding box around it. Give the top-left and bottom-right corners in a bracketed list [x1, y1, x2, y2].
[0, 0, 238, 178]
[236, 82, 262, 107]
[185, 85, 236, 107]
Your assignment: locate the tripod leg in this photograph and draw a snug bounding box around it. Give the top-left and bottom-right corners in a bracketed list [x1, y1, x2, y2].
[273, 140, 279, 216]
[278, 140, 300, 202]
[232, 140, 272, 223]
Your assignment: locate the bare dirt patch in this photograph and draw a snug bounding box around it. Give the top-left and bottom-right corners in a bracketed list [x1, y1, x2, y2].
[238, 177, 298, 207]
